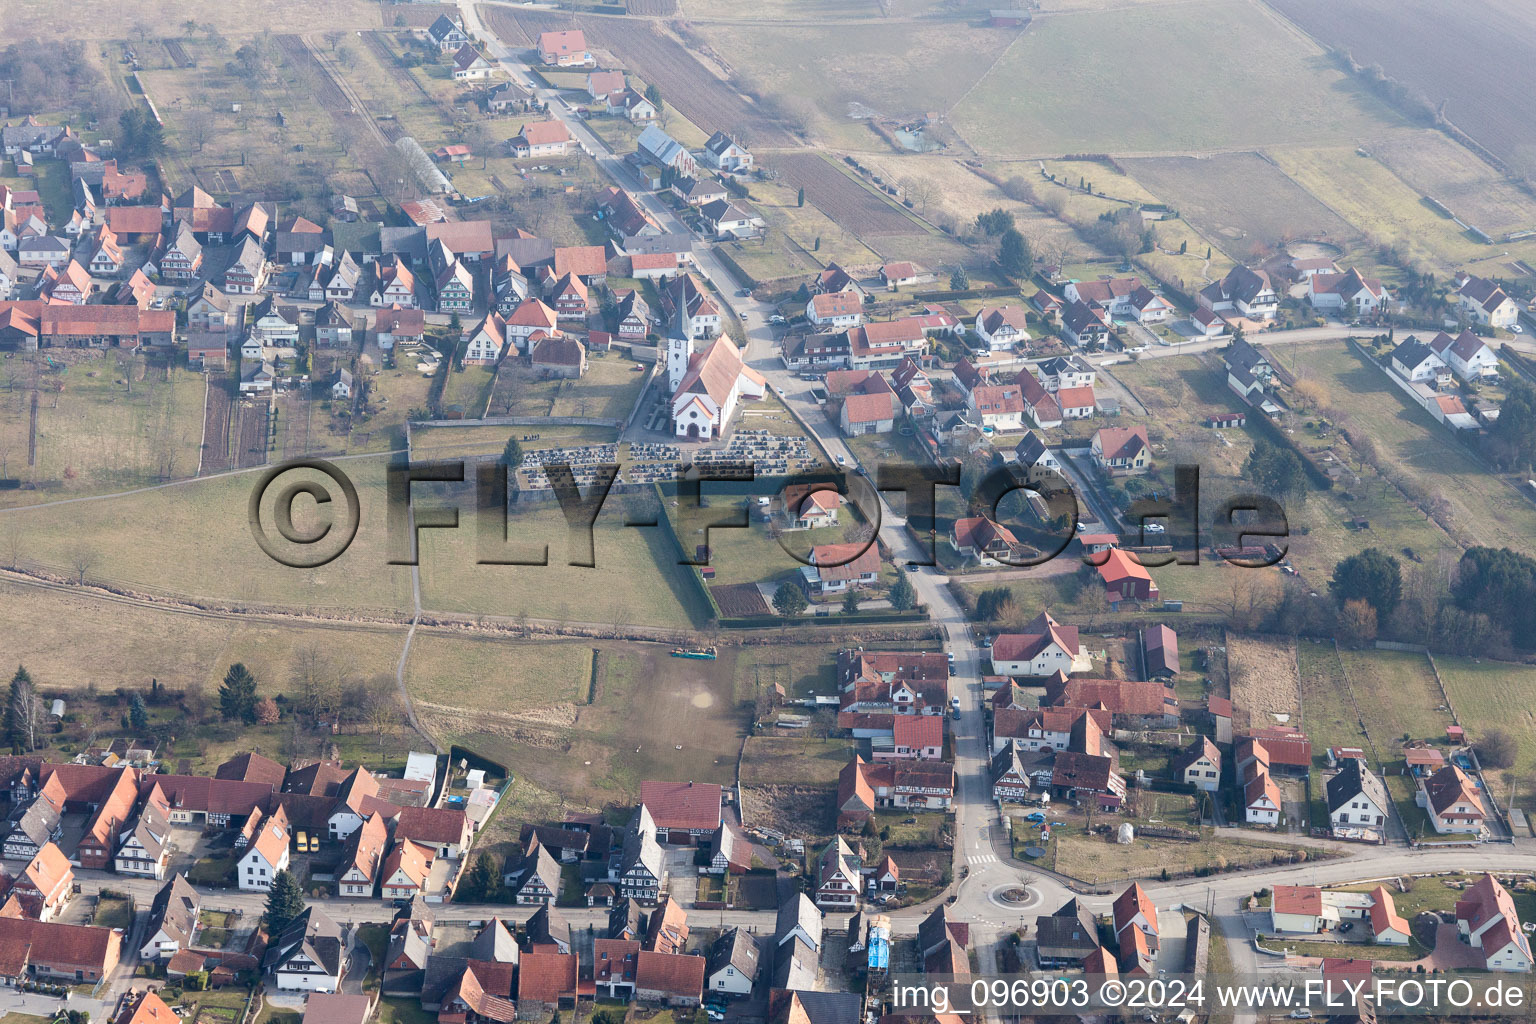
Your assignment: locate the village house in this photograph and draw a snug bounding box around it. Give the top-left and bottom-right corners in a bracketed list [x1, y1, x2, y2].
[452, 44, 496, 81]
[879, 261, 929, 290]
[608, 89, 659, 122]
[15, 843, 73, 920]
[265, 907, 346, 992]
[238, 811, 291, 891]
[538, 29, 592, 66]
[1390, 336, 1450, 385]
[1307, 267, 1391, 315]
[1035, 355, 1095, 393]
[705, 929, 759, 998]
[807, 290, 865, 329]
[427, 15, 469, 51]
[1456, 873, 1532, 971]
[701, 132, 753, 173]
[699, 199, 764, 240]
[337, 814, 386, 897]
[1418, 764, 1486, 834]
[1199, 265, 1279, 320]
[531, 334, 587, 378]
[804, 541, 880, 596]
[813, 837, 862, 908]
[1091, 424, 1150, 474]
[1326, 759, 1389, 833]
[1238, 738, 1281, 825]
[1061, 300, 1110, 348]
[314, 302, 353, 348]
[974, 304, 1030, 351]
[369, 258, 417, 308]
[510, 121, 571, 159]
[950, 515, 1024, 566]
[1456, 275, 1521, 329]
[781, 485, 841, 530]
[1172, 736, 1221, 792]
[638, 780, 723, 842]
[0, 916, 121, 983]
[380, 840, 434, 901]
[1428, 329, 1499, 380]
[637, 125, 697, 177]
[990, 611, 1089, 677]
[140, 874, 198, 962]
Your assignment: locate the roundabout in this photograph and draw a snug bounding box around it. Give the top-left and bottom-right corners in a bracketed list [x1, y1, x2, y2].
[989, 882, 1044, 911]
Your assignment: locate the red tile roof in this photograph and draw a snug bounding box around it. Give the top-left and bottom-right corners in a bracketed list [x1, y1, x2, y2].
[635, 950, 705, 1000]
[639, 780, 723, 833]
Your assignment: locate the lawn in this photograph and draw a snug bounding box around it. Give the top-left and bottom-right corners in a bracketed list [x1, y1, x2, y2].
[0, 352, 208, 505]
[951, 0, 1398, 157]
[495, 351, 649, 422]
[2, 455, 416, 614]
[1436, 656, 1536, 813]
[93, 893, 133, 930]
[1296, 639, 1369, 764]
[405, 637, 595, 715]
[415, 639, 746, 848]
[0, 578, 406, 698]
[1337, 648, 1451, 752]
[414, 499, 710, 629]
[1276, 343, 1536, 560]
[740, 732, 857, 786]
[441, 366, 497, 419]
[1045, 823, 1314, 885]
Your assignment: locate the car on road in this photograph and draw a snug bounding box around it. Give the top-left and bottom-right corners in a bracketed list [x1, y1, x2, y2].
[770, 315, 787, 324]
[1144, 522, 1166, 533]
[951, 696, 961, 709]
[951, 708, 961, 720]
[836, 454, 846, 465]
[946, 651, 955, 668]
[775, 387, 786, 397]
[980, 636, 993, 648]
[706, 1011, 725, 1022]
[905, 563, 921, 572]
[1513, 323, 1525, 334]
[740, 311, 749, 320]
[738, 288, 750, 297]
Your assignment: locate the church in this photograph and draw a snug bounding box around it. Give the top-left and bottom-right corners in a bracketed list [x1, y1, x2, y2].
[666, 306, 765, 440]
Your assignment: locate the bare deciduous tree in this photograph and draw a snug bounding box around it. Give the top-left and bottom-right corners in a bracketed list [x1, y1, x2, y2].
[69, 546, 97, 585]
[10, 677, 45, 752]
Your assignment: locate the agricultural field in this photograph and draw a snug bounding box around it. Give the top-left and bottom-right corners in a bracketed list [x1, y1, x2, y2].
[1276, 343, 1536, 559]
[0, 455, 417, 614]
[1, 0, 380, 38]
[414, 499, 710, 629]
[414, 639, 747, 843]
[0, 352, 207, 505]
[1436, 657, 1536, 813]
[1123, 153, 1357, 258]
[691, 21, 1016, 150]
[1266, 144, 1535, 273]
[1227, 634, 1300, 731]
[769, 153, 925, 239]
[952, 0, 1397, 158]
[1266, 0, 1536, 173]
[1369, 130, 1536, 240]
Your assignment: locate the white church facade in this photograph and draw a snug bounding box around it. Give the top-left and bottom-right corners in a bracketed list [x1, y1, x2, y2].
[666, 307, 766, 440]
